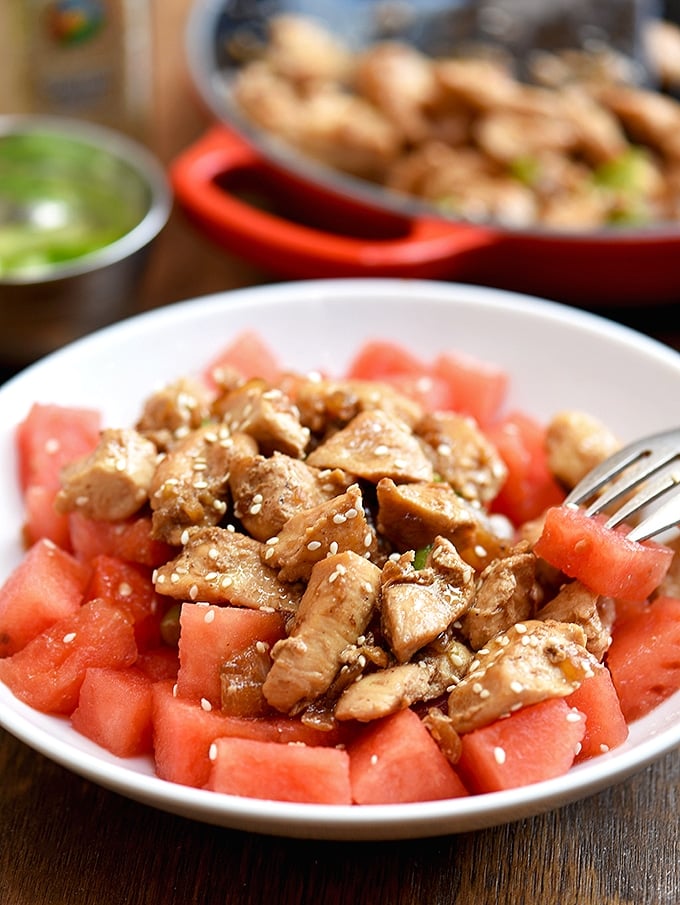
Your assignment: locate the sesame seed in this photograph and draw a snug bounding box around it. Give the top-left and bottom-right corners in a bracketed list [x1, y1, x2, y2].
[437, 443, 452, 456]
[599, 744, 610, 753]
[370, 754, 379, 765]
[374, 445, 389, 456]
[479, 689, 491, 699]
[307, 540, 322, 551]
[180, 529, 191, 545]
[170, 572, 180, 584]
[221, 576, 233, 588]
[493, 746, 506, 765]
[393, 459, 406, 469]
[256, 641, 269, 653]
[363, 532, 373, 548]
[189, 584, 199, 600]
[510, 680, 524, 694]
[345, 508, 358, 519]
[45, 438, 60, 454]
[329, 541, 339, 555]
[204, 609, 216, 624]
[200, 698, 212, 712]
[118, 582, 133, 598]
[472, 682, 484, 695]
[264, 547, 275, 560]
[208, 547, 219, 560]
[193, 480, 209, 490]
[574, 742, 582, 755]
[62, 632, 77, 644]
[155, 573, 165, 584]
[209, 743, 218, 761]
[249, 502, 262, 515]
[566, 710, 583, 723]
[266, 536, 279, 545]
[515, 623, 527, 634]
[172, 683, 178, 697]
[332, 513, 347, 524]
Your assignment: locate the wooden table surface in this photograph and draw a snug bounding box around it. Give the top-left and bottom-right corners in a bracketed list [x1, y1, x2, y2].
[3, 3, 680, 904]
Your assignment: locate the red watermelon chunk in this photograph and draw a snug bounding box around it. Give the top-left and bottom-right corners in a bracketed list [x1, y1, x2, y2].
[347, 707, 469, 805]
[0, 599, 137, 714]
[71, 666, 153, 757]
[176, 603, 285, 708]
[207, 736, 352, 804]
[202, 330, 282, 389]
[534, 505, 673, 603]
[456, 698, 586, 794]
[565, 665, 628, 761]
[606, 594, 680, 722]
[151, 681, 347, 788]
[0, 538, 90, 657]
[68, 513, 174, 568]
[83, 554, 168, 651]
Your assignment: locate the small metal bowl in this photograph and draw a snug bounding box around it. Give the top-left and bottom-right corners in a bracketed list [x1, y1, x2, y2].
[0, 115, 171, 367]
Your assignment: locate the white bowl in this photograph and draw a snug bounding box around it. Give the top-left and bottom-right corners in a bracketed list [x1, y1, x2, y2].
[1, 278, 679, 841]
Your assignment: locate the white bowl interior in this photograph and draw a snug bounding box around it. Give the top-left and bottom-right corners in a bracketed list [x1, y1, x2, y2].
[1, 278, 679, 840]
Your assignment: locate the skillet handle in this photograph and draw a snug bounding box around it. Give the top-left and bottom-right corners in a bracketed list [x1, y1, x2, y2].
[169, 125, 497, 279]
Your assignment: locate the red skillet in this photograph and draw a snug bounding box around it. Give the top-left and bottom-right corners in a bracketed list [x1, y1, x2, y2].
[171, 0, 680, 306]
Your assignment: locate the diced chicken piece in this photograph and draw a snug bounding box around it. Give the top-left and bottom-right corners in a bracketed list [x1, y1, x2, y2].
[55, 428, 157, 522]
[447, 619, 597, 733]
[595, 84, 680, 160]
[422, 708, 462, 764]
[294, 377, 423, 434]
[229, 451, 353, 542]
[380, 539, 476, 662]
[305, 409, 434, 482]
[473, 110, 577, 165]
[461, 548, 542, 651]
[266, 483, 380, 582]
[264, 14, 353, 86]
[334, 662, 433, 722]
[545, 410, 620, 490]
[213, 379, 310, 458]
[558, 87, 629, 165]
[234, 61, 308, 143]
[149, 425, 256, 546]
[335, 634, 473, 722]
[262, 551, 381, 712]
[434, 58, 524, 111]
[376, 477, 478, 553]
[537, 580, 613, 662]
[386, 142, 494, 199]
[416, 411, 507, 504]
[354, 41, 439, 143]
[153, 526, 301, 613]
[645, 19, 680, 90]
[135, 377, 212, 451]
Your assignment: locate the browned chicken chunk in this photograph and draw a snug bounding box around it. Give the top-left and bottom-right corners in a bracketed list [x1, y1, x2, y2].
[262, 551, 381, 712]
[213, 379, 311, 458]
[461, 547, 543, 651]
[545, 410, 620, 490]
[265, 483, 380, 582]
[294, 376, 424, 434]
[537, 579, 613, 662]
[447, 619, 598, 733]
[135, 377, 212, 451]
[55, 428, 157, 521]
[228, 451, 353, 542]
[149, 425, 256, 546]
[153, 526, 301, 613]
[305, 409, 434, 482]
[380, 539, 476, 662]
[416, 411, 508, 504]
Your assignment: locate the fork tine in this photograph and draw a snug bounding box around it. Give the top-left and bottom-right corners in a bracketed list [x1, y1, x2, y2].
[627, 480, 680, 542]
[564, 428, 680, 509]
[604, 467, 680, 530]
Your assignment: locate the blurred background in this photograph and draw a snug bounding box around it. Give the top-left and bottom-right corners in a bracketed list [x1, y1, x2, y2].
[2, 0, 680, 371]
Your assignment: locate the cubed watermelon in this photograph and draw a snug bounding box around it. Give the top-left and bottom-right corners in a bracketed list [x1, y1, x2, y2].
[487, 411, 566, 526]
[176, 603, 285, 707]
[431, 349, 508, 427]
[606, 594, 680, 722]
[456, 698, 586, 794]
[0, 599, 137, 714]
[347, 707, 468, 805]
[151, 681, 347, 788]
[68, 512, 174, 568]
[565, 666, 629, 761]
[0, 538, 90, 657]
[207, 736, 352, 804]
[202, 330, 282, 389]
[71, 666, 153, 757]
[535, 505, 673, 603]
[83, 554, 167, 651]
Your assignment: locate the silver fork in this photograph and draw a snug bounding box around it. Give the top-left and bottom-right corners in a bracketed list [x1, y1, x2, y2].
[564, 427, 680, 542]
